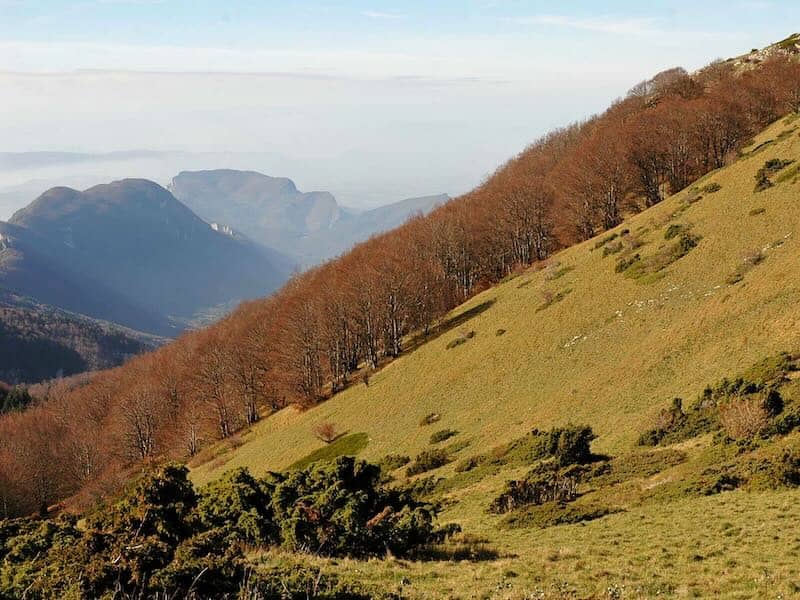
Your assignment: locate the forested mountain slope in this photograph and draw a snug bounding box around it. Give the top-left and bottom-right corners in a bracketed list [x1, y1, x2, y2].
[1, 179, 293, 335]
[0, 293, 164, 383]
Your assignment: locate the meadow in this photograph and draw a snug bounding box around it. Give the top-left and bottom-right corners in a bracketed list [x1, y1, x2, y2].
[184, 117, 800, 597]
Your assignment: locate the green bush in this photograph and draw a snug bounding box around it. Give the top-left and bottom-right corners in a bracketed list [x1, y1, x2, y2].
[673, 232, 700, 257]
[639, 356, 794, 447]
[378, 453, 411, 473]
[0, 386, 33, 414]
[489, 472, 578, 514]
[0, 457, 447, 598]
[195, 467, 277, 545]
[702, 182, 722, 194]
[406, 449, 451, 476]
[272, 457, 440, 557]
[602, 241, 624, 256]
[535, 425, 597, 466]
[755, 158, 794, 191]
[664, 223, 685, 240]
[615, 254, 641, 273]
[429, 429, 458, 444]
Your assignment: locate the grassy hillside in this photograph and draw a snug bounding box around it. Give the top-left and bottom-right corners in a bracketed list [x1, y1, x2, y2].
[189, 116, 800, 597]
[195, 116, 800, 480]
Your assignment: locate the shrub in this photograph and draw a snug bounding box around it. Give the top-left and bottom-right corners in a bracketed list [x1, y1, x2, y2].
[85, 463, 198, 545]
[419, 413, 441, 426]
[406, 449, 450, 476]
[615, 254, 641, 273]
[495, 328, 506, 336]
[313, 422, 339, 444]
[454, 455, 485, 472]
[664, 223, 685, 240]
[195, 468, 277, 545]
[674, 232, 700, 257]
[0, 386, 33, 414]
[727, 249, 765, 284]
[755, 158, 794, 191]
[378, 453, 411, 473]
[429, 429, 458, 444]
[602, 240, 624, 256]
[446, 330, 475, 349]
[593, 233, 618, 250]
[271, 457, 441, 557]
[536, 425, 597, 466]
[500, 425, 596, 467]
[719, 396, 771, 440]
[489, 472, 579, 514]
[0, 458, 446, 598]
[755, 170, 773, 192]
[702, 182, 722, 194]
[536, 288, 572, 312]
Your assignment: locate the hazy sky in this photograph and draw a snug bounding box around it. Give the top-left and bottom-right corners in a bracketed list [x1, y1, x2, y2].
[1, 1, 799, 207]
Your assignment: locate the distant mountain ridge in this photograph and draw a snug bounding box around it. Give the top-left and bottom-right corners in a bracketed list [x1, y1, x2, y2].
[170, 169, 448, 265]
[1, 179, 293, 336]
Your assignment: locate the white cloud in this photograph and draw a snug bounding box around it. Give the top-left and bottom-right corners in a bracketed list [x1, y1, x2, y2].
[509, 14, 742, 43]
[361, 10, 405, 20]
[511, 14, 659, 36]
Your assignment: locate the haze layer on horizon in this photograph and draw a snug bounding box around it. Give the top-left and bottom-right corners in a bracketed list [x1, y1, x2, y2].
[1, 0, 798, 209]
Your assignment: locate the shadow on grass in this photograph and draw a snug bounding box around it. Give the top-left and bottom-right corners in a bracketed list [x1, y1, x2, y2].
[406, 298, 497, 352]
[289, 432, 369, 471]
[414, 534, 506, 562]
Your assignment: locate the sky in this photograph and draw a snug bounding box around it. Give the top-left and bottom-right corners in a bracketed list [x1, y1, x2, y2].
[1, 1, 798, 208]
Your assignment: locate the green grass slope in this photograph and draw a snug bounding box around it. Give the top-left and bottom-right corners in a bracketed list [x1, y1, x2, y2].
[192, 116, 800, 597]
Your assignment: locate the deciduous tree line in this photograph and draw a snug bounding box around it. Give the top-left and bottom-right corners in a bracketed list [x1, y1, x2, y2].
[2, 55, 799, 517]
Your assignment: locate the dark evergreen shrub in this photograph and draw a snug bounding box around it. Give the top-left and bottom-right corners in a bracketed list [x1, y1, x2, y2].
[406, 449, 450, 476]
[429, 429, 458, 444]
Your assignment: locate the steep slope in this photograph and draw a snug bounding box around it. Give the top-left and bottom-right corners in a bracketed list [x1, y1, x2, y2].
[0, 221, 172, 334]
[169, 169, 446, 264]
[186, 115, 800, 596]
[3, 179, 293, 334]
[0, 293, 164, 384]
[198, 116, 800, 474]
